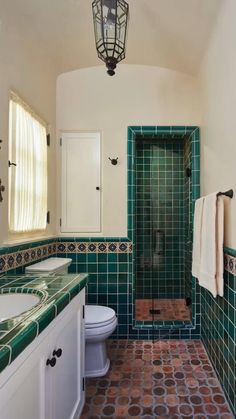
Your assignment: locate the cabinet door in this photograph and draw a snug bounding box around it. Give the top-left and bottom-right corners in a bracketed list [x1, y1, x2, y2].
[61, 131, 101, 233]
[51, 290, 85, 419]
[0, 345, 48, 419]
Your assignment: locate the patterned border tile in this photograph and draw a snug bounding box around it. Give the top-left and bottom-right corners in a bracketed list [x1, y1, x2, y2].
[0, 242, 57, 274]
[56, 241, 132, 254]
[224, 253, 236, 276]
[0, 239, 133, 275]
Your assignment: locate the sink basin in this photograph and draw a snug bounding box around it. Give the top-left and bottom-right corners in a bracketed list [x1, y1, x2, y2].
[0, 292, 41, 322]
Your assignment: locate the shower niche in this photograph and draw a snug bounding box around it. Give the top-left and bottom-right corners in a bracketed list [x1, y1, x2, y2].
[128, 126, 200, 329]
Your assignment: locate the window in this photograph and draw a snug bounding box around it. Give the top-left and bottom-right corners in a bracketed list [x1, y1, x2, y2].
[9, 92, 48, 233]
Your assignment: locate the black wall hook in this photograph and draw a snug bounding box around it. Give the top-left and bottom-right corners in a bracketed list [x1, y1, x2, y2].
[109, 157, 118, 165]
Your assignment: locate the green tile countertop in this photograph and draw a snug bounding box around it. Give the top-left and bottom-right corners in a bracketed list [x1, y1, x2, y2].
[0, 272, 88, 374]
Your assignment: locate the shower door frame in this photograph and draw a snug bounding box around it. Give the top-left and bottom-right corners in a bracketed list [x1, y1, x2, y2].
[127, 126, 200, 331]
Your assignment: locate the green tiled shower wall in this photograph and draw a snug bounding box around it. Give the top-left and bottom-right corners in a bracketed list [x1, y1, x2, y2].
[135, 139, 190, 299]
[183, 138, 193, 303]
[128, 126, 200, 329]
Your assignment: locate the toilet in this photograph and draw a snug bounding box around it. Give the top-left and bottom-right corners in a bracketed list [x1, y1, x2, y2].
[85, 305, 117, 377]
[26, 257, 117, 378]
[25, 257, 73, 274]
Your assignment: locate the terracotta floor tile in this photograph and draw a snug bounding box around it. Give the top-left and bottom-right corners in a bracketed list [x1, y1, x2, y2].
[80, 340, 234, 418]
[135, 299, 191, 321]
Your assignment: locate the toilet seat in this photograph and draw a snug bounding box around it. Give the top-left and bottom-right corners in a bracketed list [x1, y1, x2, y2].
[85, 305, 116, 329]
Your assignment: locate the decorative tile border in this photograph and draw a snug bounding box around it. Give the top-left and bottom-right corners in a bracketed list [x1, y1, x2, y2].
[0, 239, 133, 275]
[224, 253, 236, 276]
[57, 241, 133, 254]
[0, 242, 57, 274]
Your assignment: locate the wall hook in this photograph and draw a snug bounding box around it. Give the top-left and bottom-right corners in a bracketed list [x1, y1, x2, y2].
[0, 178, 5, 202]
[109, 157, 118, 165]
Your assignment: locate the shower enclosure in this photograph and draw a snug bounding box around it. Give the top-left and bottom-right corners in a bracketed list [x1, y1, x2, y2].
[128, 126, 200, 328]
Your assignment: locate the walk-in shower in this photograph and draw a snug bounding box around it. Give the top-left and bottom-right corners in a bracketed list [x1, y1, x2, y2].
[127, 126, 200, 329]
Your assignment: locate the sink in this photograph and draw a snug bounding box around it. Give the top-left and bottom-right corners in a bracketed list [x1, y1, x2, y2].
[0, 292, 41, 322]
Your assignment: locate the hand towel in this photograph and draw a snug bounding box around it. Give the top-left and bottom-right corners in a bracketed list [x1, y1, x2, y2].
[215, 196, 224, 296]
[198, 193, 221, 298]
[192, 197, 204, 278]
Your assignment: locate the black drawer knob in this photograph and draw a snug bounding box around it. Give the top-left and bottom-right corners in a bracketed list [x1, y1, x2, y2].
[46, 357, 57, 367]
[53, 348, 62, 358]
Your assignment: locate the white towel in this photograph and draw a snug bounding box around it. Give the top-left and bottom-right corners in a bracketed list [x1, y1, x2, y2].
[192, 197, 204, 278]
[215, 196, 224, 296]
[198, 193, 224, 298]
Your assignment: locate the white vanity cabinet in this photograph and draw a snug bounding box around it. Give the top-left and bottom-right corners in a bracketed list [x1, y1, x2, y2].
[0, 289, 85, 419]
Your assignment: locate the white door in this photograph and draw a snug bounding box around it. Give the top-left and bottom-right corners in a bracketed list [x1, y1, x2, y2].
[51, 291, 85, 419]
[61, 132, 101, 233]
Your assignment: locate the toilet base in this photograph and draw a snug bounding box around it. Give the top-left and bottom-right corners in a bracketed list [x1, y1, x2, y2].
[85, 340, 110, 378]
[86, 358, 110, 378]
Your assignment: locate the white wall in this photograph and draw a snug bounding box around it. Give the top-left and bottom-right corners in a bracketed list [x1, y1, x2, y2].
[0, 10, 57, 245]
[200, 0, 236, 249]
[57, 64, 201, 237]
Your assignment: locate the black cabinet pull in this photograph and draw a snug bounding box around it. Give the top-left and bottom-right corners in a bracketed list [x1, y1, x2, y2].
[96, 186, 100, 190]
[46, 357, 57, 367]
[53, 348, 62, 358]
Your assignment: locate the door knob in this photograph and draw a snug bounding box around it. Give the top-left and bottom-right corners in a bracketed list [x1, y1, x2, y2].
[46, 357, 57, 367]
[53, 348, 62, 358]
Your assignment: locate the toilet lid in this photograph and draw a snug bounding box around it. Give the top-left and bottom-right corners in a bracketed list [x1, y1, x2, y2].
[85, 305, 116, 328]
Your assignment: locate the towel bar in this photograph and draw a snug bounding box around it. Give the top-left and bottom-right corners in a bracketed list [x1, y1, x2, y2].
[217, 189, 233, 198]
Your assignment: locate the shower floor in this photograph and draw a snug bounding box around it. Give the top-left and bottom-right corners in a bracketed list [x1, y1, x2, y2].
[135, 299, 191, 321]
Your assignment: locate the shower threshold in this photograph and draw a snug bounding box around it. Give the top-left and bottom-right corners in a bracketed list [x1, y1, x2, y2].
[136, 298, 191, 321]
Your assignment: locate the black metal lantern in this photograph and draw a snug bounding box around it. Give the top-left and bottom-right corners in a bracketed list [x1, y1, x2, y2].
[92, 0, 129, 76]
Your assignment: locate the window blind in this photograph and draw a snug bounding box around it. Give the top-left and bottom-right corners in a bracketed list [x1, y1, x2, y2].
[9, 93, 48, 232]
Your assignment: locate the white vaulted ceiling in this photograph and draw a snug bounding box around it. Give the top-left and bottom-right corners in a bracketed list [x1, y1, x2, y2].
[0, 0, 222, 75]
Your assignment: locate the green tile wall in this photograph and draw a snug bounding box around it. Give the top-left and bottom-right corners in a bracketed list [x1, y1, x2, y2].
[201, 248, 236, 415]
[183, 138, 192, 303]
[135, 139, 185, 299]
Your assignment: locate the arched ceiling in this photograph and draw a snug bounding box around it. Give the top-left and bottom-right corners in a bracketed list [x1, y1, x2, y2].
[0, 0, 222, 75]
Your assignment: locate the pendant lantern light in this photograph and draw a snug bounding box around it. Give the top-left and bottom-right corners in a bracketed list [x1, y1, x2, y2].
[92, 0, 129, 76]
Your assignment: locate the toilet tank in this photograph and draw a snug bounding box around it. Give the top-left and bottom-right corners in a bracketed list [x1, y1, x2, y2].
[25, 257, 72, 274]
